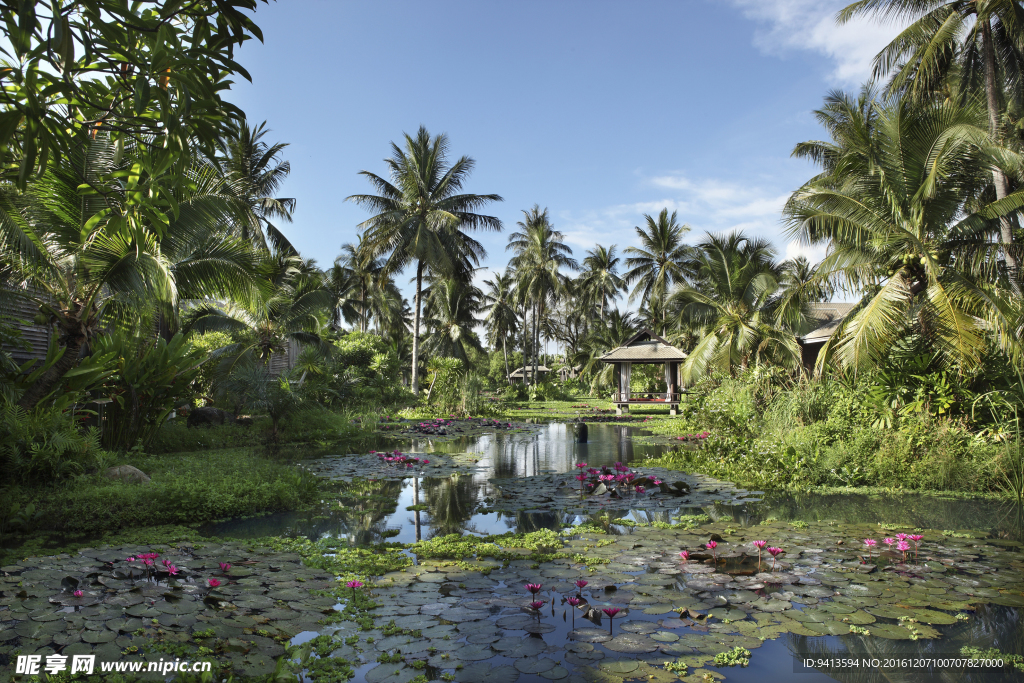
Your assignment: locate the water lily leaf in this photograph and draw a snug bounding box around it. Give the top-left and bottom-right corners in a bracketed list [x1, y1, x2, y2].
[569, 627, 612, 643]
[603, 633, 659, 653]
[651, 631, 680, 642]
[515, 657, 556, 674]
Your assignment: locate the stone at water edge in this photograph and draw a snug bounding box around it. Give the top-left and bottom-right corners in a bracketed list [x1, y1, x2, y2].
[104, 465, 150, 485]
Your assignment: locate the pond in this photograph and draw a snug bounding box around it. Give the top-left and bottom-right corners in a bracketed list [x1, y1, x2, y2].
[4, 421, 1023, 682]
[202, 421, 1024, 682]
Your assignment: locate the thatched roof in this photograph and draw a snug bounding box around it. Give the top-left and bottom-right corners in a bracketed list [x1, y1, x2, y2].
[599, 329, 687, 363]
[508, 365, 551, 378]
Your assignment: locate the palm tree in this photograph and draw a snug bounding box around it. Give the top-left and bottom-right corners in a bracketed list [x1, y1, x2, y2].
[668, 232, 805, 382]
[184, 249, 337, 369]
[216, 120, 298, 253]
[506, 206, 578, 386]
[482, 270, 519, 383]
[347, 126, 503, 394]
[334, 235, 385, 332]
[0, 137, 259, 410]
[784, 94, 1024, 373]
[623, 209, 691, 327]
[781, 256, 834, 303]
[421, 275, 484, 362]
[838, 0, 1024, 273]
[578, 245, 626, 321]
[576, 309, 640, 392]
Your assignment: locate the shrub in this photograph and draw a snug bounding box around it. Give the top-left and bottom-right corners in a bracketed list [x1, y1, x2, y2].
[0, 403, 110, 483]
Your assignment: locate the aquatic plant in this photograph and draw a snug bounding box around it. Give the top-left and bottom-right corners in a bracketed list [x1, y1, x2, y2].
[219, 562, 231, 573]
[574, 579, 587, 592]
[566, 596, 581, 627]
[706, 539, 718, 562]
[679, 550, 689, 562]
[897, 540, 910, 563]
[766, 546, 783, 571]
[863, 538, 876, 560]
[529, 600, 545, 610]
[207, 578, 221, 588]
[752, 540, 766, 566]
[603, 607, 621, 634]
[525, 583, 543, 595]
[910, 534, 923, 559]
[346, 580, 364, 598]
[884, 537, 895, 551]
[72, 590, 83, 597]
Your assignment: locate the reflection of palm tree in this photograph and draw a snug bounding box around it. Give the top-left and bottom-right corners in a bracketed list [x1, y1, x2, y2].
[424, 475, 478, 537]
[513, 511, 561, 534]
[332, 479, 405, 545]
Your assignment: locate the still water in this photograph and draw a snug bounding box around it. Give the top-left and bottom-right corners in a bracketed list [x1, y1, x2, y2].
[202, 422, 1024, 682]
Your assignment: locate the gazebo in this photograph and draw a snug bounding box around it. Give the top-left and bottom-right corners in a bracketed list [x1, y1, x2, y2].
[508, 365, 551, 383]
[599, 329, 687, 415]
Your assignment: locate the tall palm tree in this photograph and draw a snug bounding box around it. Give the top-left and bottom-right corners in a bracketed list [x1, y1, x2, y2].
[421, 275, 484, 362]
[506, 206, 578, 386]
[781, 256, 834, 303]
[623, 209, 691, 327]
[576, 309, 640, 392]
[347, 126, 503, 394]
[482, 270, 519, 383]
[578, 244, 626, 321]
[0, 137, 259, 409]
[216, 120, 297, 253]
[838, 0, 1024, 273]
[784, 94, 1024, 373]
[668, 232, 804, 382]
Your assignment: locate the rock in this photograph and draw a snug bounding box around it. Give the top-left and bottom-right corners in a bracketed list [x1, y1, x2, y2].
[104, 465, 151, 485]
[186, 407, 235, 428]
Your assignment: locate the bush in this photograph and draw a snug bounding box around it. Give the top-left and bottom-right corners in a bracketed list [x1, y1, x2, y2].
[146, 419, 260, 454]
[0, 403, 110, 483]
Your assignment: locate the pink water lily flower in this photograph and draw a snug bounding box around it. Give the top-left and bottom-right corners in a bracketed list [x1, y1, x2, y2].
[863, 538, 877, 560]
[167, 565, 179, 576]
[766, 547, 784, 571]
[576, 462, 588, 469]
[883, 537, 895, 548]
[525, 583, 543, 595]
[679, 550, 689, 562]
[635, 486, 646, 494]
[897, 540, 910, 562]
[753, 540, 767, 566]
[529, 600, 545, 610]
[896, 533, 908, 541]
[602, 607, 621, 635]
[219, 562, 231, 573]
[207, 579, 221, 588]
[706, 540, 718, 562]
[73, 590, 83, 597]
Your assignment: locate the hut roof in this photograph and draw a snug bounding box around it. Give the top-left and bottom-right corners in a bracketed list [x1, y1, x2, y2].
[599, 329, 687, 363]
[799, 302, 857, 344]
[508, 365, 551, 378]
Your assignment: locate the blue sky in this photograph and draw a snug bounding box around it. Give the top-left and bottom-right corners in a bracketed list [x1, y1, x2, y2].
[228, 0, 901, 301]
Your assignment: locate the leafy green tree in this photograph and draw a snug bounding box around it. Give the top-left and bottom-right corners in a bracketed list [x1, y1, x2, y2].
[482, 270, 519, 383]
[347, 126, 502, 394]
[507, 205, 578, 386]
[0, 0, 268, 187]
[623, 209, 691, 327]
[785, 95, 1024, 372]
[669, 232, 804, 382]
[839, 0, 1024, 273]
[332, 235, 385, 332]
[578, 244, 626, 321]
[0, 137, 258, 410]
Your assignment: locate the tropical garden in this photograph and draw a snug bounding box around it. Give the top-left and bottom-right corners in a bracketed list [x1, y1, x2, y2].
[2, 1, 1024, 681]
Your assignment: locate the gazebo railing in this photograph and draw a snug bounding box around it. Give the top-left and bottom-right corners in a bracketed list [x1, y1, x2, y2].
[612, 391, 682, 403]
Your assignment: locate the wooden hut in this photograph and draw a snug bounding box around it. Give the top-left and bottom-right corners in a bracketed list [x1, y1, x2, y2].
[599, 329, 687, 415]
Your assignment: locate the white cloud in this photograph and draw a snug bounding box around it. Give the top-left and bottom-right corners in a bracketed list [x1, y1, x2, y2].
[728, 0, 904, 85]
[783, 239, 828, 264]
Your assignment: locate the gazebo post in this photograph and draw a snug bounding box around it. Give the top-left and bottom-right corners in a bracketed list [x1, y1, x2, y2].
[669, 361, 679, 415]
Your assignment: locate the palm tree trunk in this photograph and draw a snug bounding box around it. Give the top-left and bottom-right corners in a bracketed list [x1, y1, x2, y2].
[411, 261, 424, 394]
[502, 337, 510, 386]
[532, 300, 540, 387]
[981, 16, 1019, 277]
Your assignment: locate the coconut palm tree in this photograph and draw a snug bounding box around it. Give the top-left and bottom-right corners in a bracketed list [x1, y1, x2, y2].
[215, 120, 297, 253]
[784, 94, 1024, 373]
[334, 235, 385, 332]
[183, 249, 337, 369]
[838, 0, 1024, 273]
[0, 137, 259, 410]
[576, 309, 640, 391]
[421, 275, 484, 362]
[482, 270, 519, 383]
[347, 126, 503, 394]
[578, 244, 626, 321]
[668, 232, 805, 382]
[623, 209, 691, 327]
[506, 206, 578, 386]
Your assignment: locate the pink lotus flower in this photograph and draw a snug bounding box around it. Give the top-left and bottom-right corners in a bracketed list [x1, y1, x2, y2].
[126, 556, 136, 562]
[529, 600, 545, 610]
[346, 580, 364, 589]
[603, 607, 621, 634]
[167, 565, 179, 576]
[650, 478, 662, 486]
[162, 559, 171, 567]
[706, 540, 718, 562]
[897, 540, 910, 562]
[679, 550, 690, 562]
[575, 474, 587, 482]
[896, 532, 908, 541]
[525, 583, 543, 595]
[141, 559, 154, 567]
[219, 562, 231, 573]
[766, 547, 784, 571]
[207, 579, 221, 588]
[575, 579, 588, 590]
[909, 534, 923, 558]
[863, 538, 877, 560]
[73, 590, 83, 597]
[635, 486, 645, 494]
[576, 462, 587, 469]
[753, 540, 767, 566]
[566, 597, 581, 606]
[883, 537, 895, 548]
